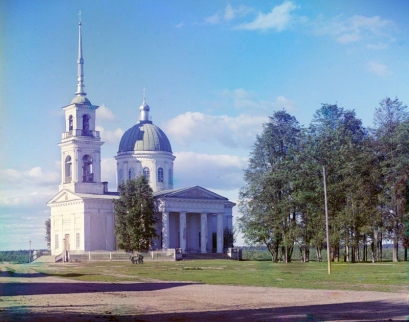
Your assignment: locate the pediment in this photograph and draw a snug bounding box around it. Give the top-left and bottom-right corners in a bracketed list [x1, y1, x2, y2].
[160, 186, 228, 201]
[47, 190, 82, 205]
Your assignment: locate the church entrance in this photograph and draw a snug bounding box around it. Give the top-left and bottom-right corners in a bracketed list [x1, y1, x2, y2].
[64, 234, 70, 262]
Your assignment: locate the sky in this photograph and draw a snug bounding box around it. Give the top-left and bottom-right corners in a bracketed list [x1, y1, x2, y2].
[0, 0, 408, 250]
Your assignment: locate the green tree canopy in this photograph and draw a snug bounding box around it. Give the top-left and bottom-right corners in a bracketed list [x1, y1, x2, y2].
[371, 97, 409, 262]
[114, 176, 158, 253]
[238, 110, 303, 262]
[45, 219, 51, 249]
[238, 98, 409, 263]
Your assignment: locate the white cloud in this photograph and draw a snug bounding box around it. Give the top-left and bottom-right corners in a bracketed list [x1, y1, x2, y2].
[224, 4, 235, 21]
[164, 90, 299, 149]
[221, 88, 259, 109]
[96, 104, 117, 121]
[314, 14, 394, 45]
[96, 126, 124, 144]
[235, 1, 297, 31]
[0, 206, 50, 250]
[173, 151, 247, 190]
[366, 61, 392, 77]
[204, 4, 253, 25]
[162, 112, 267, 149]
[0, 192, 54, 208]
[224, 4, 253, 21]
[366, 43, 388, 50]
[221, 89, 298, 113]
[101, 158, 117, 190]
[0, 167, 60, 189]
[205, 12, 222, 25]
[0, 168, 54, 250]
[272, 96, 298, 112]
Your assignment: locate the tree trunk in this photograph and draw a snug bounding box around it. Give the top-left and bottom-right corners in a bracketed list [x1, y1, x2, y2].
[370, 241, 376, 263]
[332, 245, 339, 262]
[300, 247, 304, 263]
[404, 247, 408, 262]
[283, 246, 287, 263]
[345, 245, 349, 262]
[393, 237, 399, 262]
[288, 246, 293, 262]
[316, 247, 322, 262]
[377, 231, 383, 262]
[281, 246, 293, 263]
[267, 242, 279, 262]
[351, 246, 355, 263]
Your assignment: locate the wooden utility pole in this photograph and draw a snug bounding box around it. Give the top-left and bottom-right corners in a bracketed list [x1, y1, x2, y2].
[323, 166, 331, 274]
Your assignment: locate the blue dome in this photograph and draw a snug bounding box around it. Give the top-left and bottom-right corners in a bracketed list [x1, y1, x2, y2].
[118, 122, 172, 153]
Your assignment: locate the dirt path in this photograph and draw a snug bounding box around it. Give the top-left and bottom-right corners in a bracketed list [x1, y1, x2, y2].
[0, 263, 407, 321]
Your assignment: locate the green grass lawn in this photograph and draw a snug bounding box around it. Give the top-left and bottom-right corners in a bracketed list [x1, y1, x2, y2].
[30, 259, 408, 293]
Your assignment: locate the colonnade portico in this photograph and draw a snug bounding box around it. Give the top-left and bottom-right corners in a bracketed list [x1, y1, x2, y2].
[160, 210, 225, 254]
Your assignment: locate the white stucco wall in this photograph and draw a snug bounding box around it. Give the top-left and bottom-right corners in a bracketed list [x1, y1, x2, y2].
[49, 193, 115, 255]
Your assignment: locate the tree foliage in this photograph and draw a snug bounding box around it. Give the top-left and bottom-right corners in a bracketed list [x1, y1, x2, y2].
[114, 176, 158, 253]
[239, 110, 303, 262]
[371, 97, 409, 262]
[239, 98, 409, 263]
[45, 218, 51, 249]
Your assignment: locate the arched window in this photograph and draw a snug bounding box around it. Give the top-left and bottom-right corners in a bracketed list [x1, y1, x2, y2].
[169, 169, 173, 185]
[118, 169, 123, 184]
[65, 155, 72, 183]
[82, 155, 93, 182]
[128, 168, 136, 180]
[157, 167, 164, 182]
[143, 167, 150, 181]
[82, 114, 90, 135]
[68, 115, 73, 131]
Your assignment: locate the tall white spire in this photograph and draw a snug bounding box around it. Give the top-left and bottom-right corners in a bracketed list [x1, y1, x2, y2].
[75, 11, 86, 97]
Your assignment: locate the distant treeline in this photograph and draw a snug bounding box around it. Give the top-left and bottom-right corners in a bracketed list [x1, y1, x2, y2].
[0, 250, 47, 264]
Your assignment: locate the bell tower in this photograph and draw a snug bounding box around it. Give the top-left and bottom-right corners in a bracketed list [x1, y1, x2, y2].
[58, 19, 104, 194]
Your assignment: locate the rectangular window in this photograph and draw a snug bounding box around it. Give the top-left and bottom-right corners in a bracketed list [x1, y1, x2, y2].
[55, 234, 59, 249]
[76, 233, 80, 249]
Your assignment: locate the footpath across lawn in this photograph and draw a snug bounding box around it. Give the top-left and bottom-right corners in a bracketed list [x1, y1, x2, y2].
[30, 259, 407, 293]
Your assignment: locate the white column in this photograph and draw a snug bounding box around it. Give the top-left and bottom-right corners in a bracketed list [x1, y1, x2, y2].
[60, 214, 64, 254]
[162, 211, 169, 250]
[124, 161, 128, 182]
[71, 213, 75, 250]
[201, 213, 208, 254]
[217, 213, 224, 254]
[74, 149, 79, 183]
[179, 212, 186, 253]
[94, 151, 101, 183]
[61, 151, 65, 184]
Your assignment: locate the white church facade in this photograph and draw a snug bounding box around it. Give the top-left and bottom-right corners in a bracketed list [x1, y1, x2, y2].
[47, 21, 235, 257]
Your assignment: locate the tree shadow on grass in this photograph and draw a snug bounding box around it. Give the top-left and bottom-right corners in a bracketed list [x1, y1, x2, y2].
[0, 299, 407, 321]
[0, 281, 198, 297]
[0, 270, 90, 279]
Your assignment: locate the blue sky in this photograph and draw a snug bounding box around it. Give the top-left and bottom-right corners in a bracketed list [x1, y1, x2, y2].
[0, 0, 408, 250]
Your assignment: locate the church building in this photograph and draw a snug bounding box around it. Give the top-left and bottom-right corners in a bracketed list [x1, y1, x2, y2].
[47, 20, 235, 257]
